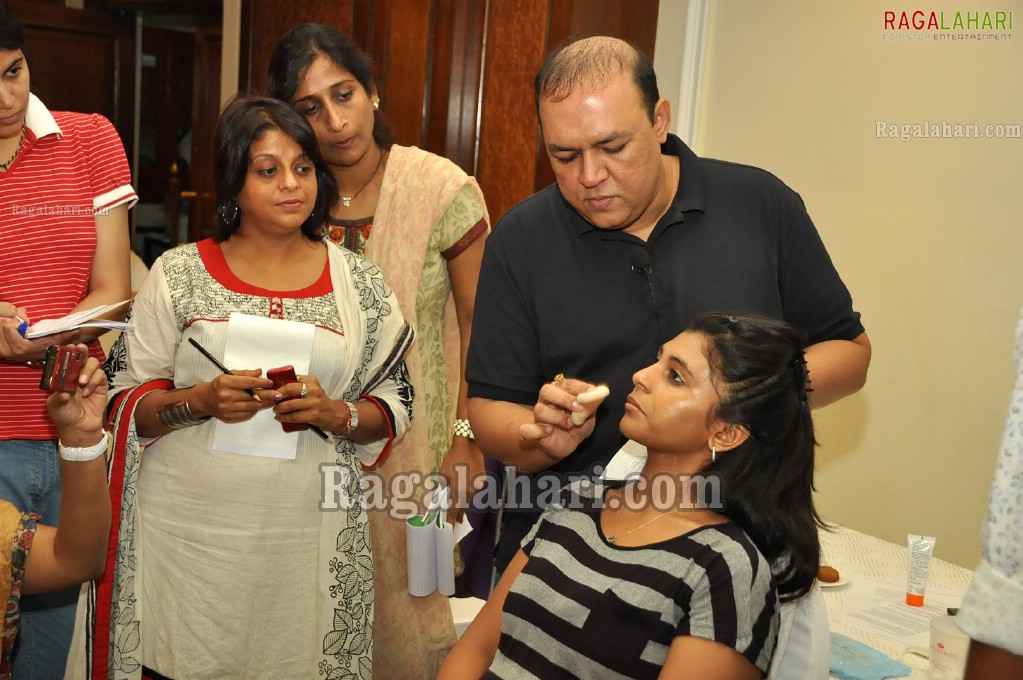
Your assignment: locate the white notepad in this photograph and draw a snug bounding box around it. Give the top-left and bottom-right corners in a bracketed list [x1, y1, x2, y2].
[211, 312, 316, 459]
[23, 300, 132, 338]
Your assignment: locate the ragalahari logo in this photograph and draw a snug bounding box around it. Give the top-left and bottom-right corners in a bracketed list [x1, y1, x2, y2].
[884, 10, 1012, 31]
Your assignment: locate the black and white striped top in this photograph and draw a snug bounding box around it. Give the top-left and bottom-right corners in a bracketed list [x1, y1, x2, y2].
[485, 492, 779, 679]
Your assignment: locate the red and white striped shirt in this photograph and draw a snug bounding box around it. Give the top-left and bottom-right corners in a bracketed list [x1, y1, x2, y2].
[0, 94, 137, 440]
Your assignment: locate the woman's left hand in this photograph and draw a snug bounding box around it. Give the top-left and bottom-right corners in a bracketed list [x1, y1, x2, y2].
[0, 320, 78, 363]
[45, 346, 109, 437]
[271, 374, 346, 432]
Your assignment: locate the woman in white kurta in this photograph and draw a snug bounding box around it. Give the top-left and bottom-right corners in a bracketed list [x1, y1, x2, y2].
[71, 96, 414, 680]
[267, 26, 490, 677]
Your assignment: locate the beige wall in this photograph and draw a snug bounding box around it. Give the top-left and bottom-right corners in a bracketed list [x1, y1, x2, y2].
[672, 0, 1023, 568]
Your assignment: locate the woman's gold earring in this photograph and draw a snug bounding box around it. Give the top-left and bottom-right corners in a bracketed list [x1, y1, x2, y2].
[373, 100, 379, 110]
[711, 445, 717, 464]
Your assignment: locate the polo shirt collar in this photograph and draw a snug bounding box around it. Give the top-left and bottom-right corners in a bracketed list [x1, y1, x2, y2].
[564, 133, 707, 238]
[664, 133, 706, 215]
[25, 93, 61, 141]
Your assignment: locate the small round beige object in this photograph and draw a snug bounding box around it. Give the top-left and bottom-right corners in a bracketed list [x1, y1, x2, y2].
[571, 384, 610, 425]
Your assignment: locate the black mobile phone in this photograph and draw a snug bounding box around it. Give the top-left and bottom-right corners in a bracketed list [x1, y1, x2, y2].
[266, 365, 307, 432]
[38, 344, 85, 394]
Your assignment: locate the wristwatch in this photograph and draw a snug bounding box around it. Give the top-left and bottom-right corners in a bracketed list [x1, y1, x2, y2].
[58, 430, 111, 462]
[336, 400, 359, 439]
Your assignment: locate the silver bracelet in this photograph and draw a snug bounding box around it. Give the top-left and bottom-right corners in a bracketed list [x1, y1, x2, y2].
[59, 430, 111, 462]
[333, 400, 359, 439]
[452, 418, 474, 440]
[157, 399, 211, 430]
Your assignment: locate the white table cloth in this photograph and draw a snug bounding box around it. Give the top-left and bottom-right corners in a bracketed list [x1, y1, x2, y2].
[821, 524, 974, 678]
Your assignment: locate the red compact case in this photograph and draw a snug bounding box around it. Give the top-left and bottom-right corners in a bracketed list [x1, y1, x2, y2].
[39, 344, 85, 394]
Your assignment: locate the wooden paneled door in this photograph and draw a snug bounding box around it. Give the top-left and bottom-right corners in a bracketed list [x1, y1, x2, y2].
[186, 25, 222, 243]
[241, 0, 659, 224]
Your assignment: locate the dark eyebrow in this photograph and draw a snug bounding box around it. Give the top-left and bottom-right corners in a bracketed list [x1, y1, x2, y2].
[547, 132, 627, 154]
[250, 150, 310, 164]
[594, 132, 626, 146]
[668, 355, 695, 381]
[291, 93, 320, 107]
[2, 56, 24, 71]
[291, 79, 354, 106]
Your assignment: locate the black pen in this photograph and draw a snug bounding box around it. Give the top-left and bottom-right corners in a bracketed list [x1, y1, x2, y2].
[187, 338, 330, 441]
[187, 338, 261, 402]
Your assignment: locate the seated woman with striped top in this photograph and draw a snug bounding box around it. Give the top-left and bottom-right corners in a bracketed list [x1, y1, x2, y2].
[440, 313, 823, 680]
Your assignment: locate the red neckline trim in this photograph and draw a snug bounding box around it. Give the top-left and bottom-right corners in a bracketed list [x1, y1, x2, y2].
[196, 238, 332, 297]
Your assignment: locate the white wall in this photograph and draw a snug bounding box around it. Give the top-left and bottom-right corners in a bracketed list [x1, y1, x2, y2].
[653, 0, 688, 133]
[658, 0, 1023, 568]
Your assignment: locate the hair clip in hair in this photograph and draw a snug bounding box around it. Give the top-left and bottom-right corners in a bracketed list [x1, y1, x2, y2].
[792, 352, 812, 404]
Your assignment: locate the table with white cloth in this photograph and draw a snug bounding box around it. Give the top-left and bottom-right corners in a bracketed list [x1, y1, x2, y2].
[821, 524, 975, 678]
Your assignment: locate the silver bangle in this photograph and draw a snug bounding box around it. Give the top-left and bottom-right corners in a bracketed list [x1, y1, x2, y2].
[59, 430, 111, 462]
[157, 399, 211, 430]
[453, 418, 474, 440]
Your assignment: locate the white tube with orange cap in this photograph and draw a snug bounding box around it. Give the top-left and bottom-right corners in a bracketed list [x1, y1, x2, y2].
[906, 533, 936, 606]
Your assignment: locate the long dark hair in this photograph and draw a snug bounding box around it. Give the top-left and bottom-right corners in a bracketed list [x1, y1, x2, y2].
[689, 312, 823, 602]
[0, 2, 25, 51]
[266, 23, 394, 149]
[212, 94, 339, 241]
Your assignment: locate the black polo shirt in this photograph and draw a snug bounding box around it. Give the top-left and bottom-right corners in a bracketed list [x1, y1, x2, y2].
[467, 134, 863, 566]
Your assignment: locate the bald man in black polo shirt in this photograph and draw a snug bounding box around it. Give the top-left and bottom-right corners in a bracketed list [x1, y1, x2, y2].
[465, 36, 870, 572]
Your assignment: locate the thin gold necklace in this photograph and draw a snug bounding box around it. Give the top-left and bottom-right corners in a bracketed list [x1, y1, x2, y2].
[339, 148, 385, 208]
[606, 495, 681, 544]
[0, 126, 26, 172]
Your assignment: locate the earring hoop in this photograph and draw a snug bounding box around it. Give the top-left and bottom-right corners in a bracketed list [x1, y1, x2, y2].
[217, 198, 240, 230]
[711, 445, 717, 464]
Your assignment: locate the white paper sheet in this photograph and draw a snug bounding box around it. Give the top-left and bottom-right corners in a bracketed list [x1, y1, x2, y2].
[830, 576, 964, 649]
[211, 313, 316, 459]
